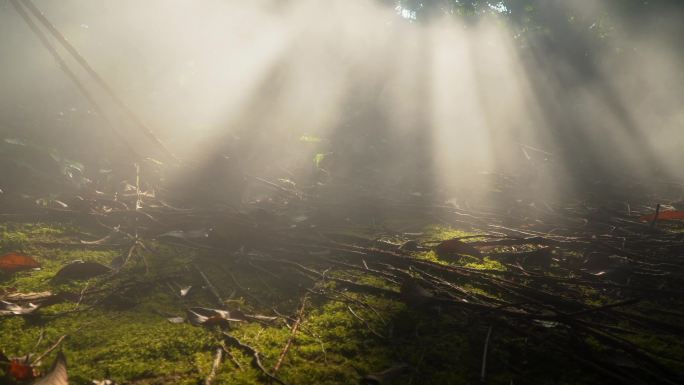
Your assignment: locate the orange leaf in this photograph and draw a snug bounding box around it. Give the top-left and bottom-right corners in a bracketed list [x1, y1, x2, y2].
[0, 253, 40, 273]
[9, 358, 35, 381]
[639, 210, 684, 222]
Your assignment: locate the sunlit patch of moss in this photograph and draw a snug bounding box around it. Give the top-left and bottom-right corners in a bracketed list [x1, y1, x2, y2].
[202, 297, 399, 385]
[0, 222, 410, 384]
[0, 222, 78, 251]
[463, 257, 506, 271]
[0, 223, 215, 384]
[421, 225, 477, 241]
[461, 284, 502, 300]
[15, 222, 69, 238]
[414, 249, 447, 265]
[414, 249, 505, 272]
[0, 230, 31, 249]
[329, 270, 400, 292]
[0, 309, 213, 384]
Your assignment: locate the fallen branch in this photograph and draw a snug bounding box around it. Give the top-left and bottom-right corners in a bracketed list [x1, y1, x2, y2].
[31, 334, 68, 365]
[273, 294, 308, 375]
[204, 348, 223, 385]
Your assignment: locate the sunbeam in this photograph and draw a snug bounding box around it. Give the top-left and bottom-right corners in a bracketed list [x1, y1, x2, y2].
[2, 2, 684, 384]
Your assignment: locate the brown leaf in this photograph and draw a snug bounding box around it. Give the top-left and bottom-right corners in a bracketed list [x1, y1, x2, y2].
[32, 351, 68, 385]
[434, 239, 482, 259]
[53, 260, 111, 282]
[0, 252, 40, 273]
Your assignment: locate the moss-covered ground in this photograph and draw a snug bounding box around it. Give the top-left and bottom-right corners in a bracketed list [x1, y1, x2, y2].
[0, 222, 483, 384]
[1, 221, 682, 384]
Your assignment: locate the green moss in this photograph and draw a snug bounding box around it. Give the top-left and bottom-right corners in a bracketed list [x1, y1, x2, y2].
[463, 257, 505, 271]
[415, 250, 445, 264]
[421, 225, 477, 241]
[1, 222, 409, 385]
[3, 220, 679, 385]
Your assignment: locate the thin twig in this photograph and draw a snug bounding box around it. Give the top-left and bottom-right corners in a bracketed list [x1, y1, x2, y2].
[31, 334, 68, 365]
[205, 348, 223, 385]
[273, 294, 308, 375]
[32, 328, 45, 351]
[222, 333, 289, 385]
[75, 282, 90, 308]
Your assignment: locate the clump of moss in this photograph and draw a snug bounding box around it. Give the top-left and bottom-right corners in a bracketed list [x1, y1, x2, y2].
[421, 225, 477, 241]
[463, 257, 505, 271]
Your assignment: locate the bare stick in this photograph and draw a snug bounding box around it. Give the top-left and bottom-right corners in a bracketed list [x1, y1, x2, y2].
[32, 328, 45, 351]
[8, 0, 138, 158]
[347, 305, 385, 339]
[31, 334, 67, 365]
[205, 348, 223, 385]
[75, 282, 90, 308]
[273, 294, 308, 374]
[20, 0, 178, 163]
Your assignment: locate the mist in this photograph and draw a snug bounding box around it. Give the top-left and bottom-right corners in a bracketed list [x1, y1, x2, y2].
[2, 0, 682, 208]
[2, 2, 684, 384]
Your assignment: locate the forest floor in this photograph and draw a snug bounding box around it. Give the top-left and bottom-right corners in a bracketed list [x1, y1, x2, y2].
[1, 187, 684, 385]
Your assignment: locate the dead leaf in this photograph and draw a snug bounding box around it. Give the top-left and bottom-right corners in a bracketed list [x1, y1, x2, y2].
[640, 210, 684, 222]
[9, 356, 35, 382]
[179, 286, 192, 297]
[0, 300, 39, 316]
[434, 239, 481, 259]
[53, 260, 111, 282]
[32, 351, 68, 385]
[0, 252, 40, 273]
[187, 307, 246, 327]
